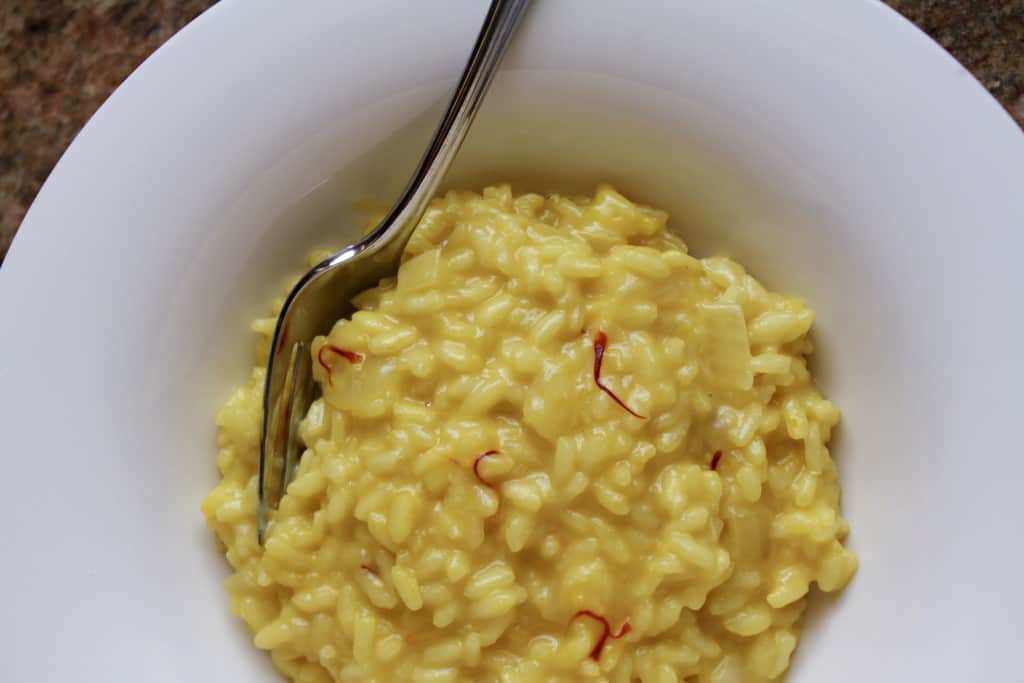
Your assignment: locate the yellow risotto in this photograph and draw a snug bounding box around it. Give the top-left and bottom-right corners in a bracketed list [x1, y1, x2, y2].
[203, 185, 857, 683]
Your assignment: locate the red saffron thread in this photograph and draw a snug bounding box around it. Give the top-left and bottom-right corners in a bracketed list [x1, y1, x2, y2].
[710, 450, 723, 471]
[592, 331, 645, 418]
[317, 344, 363, 386]
[472, 450, 501, 489]
[571, 610, 632, 660]
[359, 564, 376, 575]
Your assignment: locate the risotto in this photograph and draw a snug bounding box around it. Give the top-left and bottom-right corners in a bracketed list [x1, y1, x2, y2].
[202, 185, 857, 683]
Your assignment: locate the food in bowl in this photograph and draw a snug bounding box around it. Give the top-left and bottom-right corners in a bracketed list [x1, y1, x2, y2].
[203, 185, 857, 682]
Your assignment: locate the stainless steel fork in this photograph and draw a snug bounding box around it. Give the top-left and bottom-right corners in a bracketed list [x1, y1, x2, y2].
[256, 0, 531, 542]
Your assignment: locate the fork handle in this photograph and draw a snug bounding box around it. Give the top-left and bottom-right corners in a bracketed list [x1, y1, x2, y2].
[256, 0, 530, 542]
[360, 0, 531, 264]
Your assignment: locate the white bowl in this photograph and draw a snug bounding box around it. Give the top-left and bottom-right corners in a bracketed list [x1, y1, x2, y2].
[3, 1, 1022, 680]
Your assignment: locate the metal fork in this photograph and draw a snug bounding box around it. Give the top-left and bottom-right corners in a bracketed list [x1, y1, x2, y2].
[256, 0, 531, 542]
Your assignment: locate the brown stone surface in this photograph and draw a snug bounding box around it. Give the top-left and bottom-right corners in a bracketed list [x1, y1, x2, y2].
[887, 0, 1024, 123]
[1, 1, 1022, 261]
[0, 1, 216, 261]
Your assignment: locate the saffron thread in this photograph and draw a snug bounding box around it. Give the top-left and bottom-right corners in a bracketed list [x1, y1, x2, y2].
[472, 450, 501, 489]
[317, 344, 363, 386]
[593, 331, 645, 418]
[710, 450, 723, 471]
[571, 610, 632, 660]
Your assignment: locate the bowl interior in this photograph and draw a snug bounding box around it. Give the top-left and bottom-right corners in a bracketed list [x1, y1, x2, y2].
[2, 1, 1023, 681]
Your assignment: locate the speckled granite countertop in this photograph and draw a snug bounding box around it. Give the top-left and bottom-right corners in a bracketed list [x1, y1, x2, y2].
[1, 1, 1022, 261]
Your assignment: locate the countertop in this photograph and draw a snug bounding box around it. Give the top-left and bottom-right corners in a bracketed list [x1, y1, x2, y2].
[2, 1, 1022, 262]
